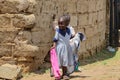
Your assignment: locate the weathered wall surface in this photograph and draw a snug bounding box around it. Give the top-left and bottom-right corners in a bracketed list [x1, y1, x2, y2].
[0, 0, 108, 72]
[0, 0, 39, 72]
[35, 0, 107, 58]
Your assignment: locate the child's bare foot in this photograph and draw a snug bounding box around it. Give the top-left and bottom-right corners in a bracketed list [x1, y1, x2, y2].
[63, 75, 70, 80]
[55, 77, 61, 80]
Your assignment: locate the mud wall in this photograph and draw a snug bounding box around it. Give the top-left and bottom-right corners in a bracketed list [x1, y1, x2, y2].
[0, 0, 108, 72]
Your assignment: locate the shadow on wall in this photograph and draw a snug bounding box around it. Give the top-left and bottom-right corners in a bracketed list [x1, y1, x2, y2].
[32, 50, 51, 74]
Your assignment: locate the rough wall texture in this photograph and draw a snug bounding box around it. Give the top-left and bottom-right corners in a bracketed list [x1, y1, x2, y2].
[34, 0, 107, 58]
[0, 0, 39, 72]
[0, 0, 108, 72]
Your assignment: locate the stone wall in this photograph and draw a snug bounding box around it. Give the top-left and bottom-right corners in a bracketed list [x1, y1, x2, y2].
[35, 0, 107, 59]
[0, 0, 39, 72]
[0, 0, 108, 72]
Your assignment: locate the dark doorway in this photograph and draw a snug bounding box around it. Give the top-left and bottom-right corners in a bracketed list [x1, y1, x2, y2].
[110, 0, 120, 47]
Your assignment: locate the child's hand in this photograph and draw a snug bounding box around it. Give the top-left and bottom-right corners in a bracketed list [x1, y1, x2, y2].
[51, 42, 56, 49]
[51, 46, 55, 49]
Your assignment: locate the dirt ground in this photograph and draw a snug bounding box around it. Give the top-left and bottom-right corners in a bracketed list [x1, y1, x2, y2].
[21, 48, 120, 80]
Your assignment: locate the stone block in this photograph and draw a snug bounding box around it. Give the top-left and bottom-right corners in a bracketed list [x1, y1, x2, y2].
[88, 0, 96, 12]
[76, 27, 85, 34]
[77, 0, 88, 13]
[65, 1, 76, 13]
[31, 31, 41, 45]
[35, 0, 42, 15]
[93, 35, 100, 47]
[17, 61, 38, 72]
[81, 50, 91, 59]
[102, 0, 107, 10]
[0, 64, 22, 80]
[31, 30, 53, 45]
[13, 14, 35, 28]
[16, 45, 51, 72]
[13, 44, 39, 57]
[89, 34, 102, 50]
[14, 32, 39, 57]
[22, 31, 32, 44]
[0, 14, 12, 28]
[17, 57, 34, 62]
[85, 27, 94, 38]
[0, 57, 16, 65]
[85, 39, 92, 50]
[97, 10, 104, 23]
[79, 41, 86, 53]
[0, 0, 29, 13]
[55, 1, 65, 16]
[36, 13, 51, 29]
[88, 12, 98, 26]
[42, 1, 55, 14]
[0, 43, 15, 57]
[70, 15, 78, 27]
[0, 0, 36, 13]
[37, 45, 51, 62]
[97, 21, 106, 33]
[27, 0, 36, 13]
[99, 32, 106, 42]
[96, 0, 105, 11]
[14, 50, 36, 58]
[0, 31, 17, 43]
[91, 35, 98, 48]
[0, 14, 35, 28]
[78, 14, 88, 26]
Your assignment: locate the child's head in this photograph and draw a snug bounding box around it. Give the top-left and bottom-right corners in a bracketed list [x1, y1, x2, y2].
[58, 16, 66, 30]
[63, 14, 70, 26]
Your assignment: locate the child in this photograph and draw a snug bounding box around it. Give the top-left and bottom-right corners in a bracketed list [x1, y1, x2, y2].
[69, 32, 85, 72]
[63, 14, 75, 38]
[51, 14, 76, 76]
[63, 14, 76, 74]
[51, 15, 74, 80]
[52, 14, 75, 38]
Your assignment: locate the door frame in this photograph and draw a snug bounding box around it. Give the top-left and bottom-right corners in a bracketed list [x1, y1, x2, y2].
[109, 0, 119, 47]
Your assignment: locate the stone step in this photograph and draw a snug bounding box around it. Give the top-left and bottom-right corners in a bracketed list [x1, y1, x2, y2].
[0, 64, 22, 80]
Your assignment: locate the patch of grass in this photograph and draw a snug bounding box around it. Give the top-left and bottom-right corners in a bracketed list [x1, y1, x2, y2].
[113, 50, 120, 60]
[80, 49, 119, 66]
